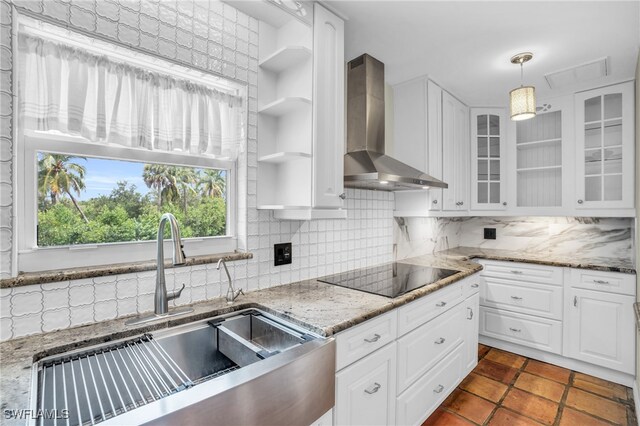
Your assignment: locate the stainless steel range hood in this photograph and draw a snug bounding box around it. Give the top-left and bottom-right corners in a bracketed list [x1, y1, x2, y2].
[345, 54, 448, 191]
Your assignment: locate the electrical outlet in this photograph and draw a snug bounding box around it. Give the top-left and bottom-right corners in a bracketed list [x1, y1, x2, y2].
[274, 242, 292, 266]
[484, 228, 496, 240]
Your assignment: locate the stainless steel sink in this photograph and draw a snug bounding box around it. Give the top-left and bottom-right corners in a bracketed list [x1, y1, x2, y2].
[30, 309, 335, 426]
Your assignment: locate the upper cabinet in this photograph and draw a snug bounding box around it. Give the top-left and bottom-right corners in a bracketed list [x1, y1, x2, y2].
[574, 81, 635, 210]
[252, 1, 346, 220]
[470, 108, 507, 210]
[393, 79, 468, 216]
[312, 3, 345, 210]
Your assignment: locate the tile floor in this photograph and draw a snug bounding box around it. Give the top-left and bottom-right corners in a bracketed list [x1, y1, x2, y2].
[423, 345, 638, 426]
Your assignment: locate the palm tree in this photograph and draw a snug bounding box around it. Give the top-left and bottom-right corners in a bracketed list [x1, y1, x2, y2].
[198, 169, 226, 199]
[175, 167, 197, 215]
[38, 154, 89, 223]
[142, 164, 175, 208]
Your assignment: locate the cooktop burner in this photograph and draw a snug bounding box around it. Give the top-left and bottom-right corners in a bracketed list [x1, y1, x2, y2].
[317, 262, 460, 298]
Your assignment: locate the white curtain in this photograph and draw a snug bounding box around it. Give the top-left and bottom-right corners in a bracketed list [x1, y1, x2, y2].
[18, 33, 245, 159]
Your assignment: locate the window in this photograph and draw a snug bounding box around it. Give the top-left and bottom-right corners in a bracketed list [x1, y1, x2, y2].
[16, 17, 246, 272]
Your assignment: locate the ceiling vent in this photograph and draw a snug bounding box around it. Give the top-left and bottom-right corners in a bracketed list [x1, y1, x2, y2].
[544, 57, 609, 89]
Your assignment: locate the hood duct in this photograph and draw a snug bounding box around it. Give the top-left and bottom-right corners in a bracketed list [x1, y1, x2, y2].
[344, 54, 448, 191]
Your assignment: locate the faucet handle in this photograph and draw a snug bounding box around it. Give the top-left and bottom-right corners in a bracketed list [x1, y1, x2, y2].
[167, 283, 186, 301]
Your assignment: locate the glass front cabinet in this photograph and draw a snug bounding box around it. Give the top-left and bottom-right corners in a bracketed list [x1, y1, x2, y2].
[470, 108, 507, 210]
[574, 81, 634, 210]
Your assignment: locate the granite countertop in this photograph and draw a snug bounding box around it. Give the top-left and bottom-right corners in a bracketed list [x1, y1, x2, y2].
[437, 246, 636, 274]
[0, 248, 633, 420]
[0, 254, 481, 419]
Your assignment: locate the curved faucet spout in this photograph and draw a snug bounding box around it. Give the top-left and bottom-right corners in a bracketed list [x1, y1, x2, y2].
[155, 213, 186, 315]
[217, 259, 244, 304]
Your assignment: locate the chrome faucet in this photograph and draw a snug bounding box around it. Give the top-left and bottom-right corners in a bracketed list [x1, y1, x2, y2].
[126, 213, 193, 326]
[217, 259, 244, 303]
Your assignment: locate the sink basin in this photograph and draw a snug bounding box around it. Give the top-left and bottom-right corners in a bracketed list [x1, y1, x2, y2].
[30, 309, 335, 426]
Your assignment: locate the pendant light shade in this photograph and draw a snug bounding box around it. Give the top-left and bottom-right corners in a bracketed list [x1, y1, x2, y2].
[510, 85, 536, 121]
[509, 52, 536, 121]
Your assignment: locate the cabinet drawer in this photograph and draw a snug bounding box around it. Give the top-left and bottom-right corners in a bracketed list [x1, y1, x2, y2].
[336, 310, 397, 371]
[479, 260, 563, 286]
[396, 343, 464, 426]
[463, 274, 481, 298]
[569, 269, 635, 296]
[335, 342, 397, 426]
[397, 282, 464, 337]
[397, 301, 464, 393]
[480, 307, 562, 354]
[481, 276, 563, 319]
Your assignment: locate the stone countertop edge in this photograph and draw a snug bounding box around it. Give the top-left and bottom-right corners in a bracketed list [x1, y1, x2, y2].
[439, 246, 636, 274]
[0, 251, 254, 289]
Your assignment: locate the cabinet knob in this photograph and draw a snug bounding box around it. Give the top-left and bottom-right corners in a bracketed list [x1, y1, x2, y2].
[459, 201, 464, 206]
[577, 199, 583, 204]
[503, 202, 507, 206]
[432, 199, 438, 204]
[339, 193, 346, 200]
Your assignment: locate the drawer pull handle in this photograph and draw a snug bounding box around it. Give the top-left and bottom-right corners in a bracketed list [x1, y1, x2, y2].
[510, 296, 523, 300]
[510, 270, 523, 274]
[467, 307, 474, 320]
[471, 283, 479, 288]
[509, 327, 521, 333]
[364, 334, 381, 343]
[364, 382, 381, 394]
[434, 337, 446, 345]
[574, 296, 578, 307]
[433, 385, 444, 394]
[593, 279, 610, 285]
[436, 301, 447, 307]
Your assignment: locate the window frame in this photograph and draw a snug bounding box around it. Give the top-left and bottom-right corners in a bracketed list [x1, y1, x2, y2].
[17, 130, 238, 272]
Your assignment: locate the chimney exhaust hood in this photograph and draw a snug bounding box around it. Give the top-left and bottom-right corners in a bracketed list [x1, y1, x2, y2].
[344, 54, 448, 191]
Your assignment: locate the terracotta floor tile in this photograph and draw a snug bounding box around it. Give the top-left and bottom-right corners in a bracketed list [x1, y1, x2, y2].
[460, 373, 509, 403]
[443, 389, 496, 424]
[485, 348, 527, 369]
[514, 372, 566, 403]
[573, 373, 629, 400]
[565, 387, 627, 424]
[502, 388, 559, 425]
[422, 408, 475, 426]
[524, 359, 570, 384]
[478, 344, 491, 359]
[474, 358, 519, 384]
[488, 408, 544, 426]
[558, 407, 613, 426]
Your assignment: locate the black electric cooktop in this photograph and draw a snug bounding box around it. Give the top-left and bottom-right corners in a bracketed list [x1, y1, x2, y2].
[317, 262, 460, 298]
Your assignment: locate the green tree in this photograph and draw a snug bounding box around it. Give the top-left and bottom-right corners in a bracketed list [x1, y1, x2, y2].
[38, 154, 89, 223]
[198, 169, 226, 198]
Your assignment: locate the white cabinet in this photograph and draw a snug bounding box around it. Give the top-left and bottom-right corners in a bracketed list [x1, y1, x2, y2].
[574, 81, 635, 210]
[335, 342, 397, 426]
[312, 3, 345, 210]
[470, 108, 507, 210]
[254, 2, 346, 220]
[566, 287, 635, 375]
[442, 91, 469, 211]
[464, 292, 480, 372]
[393, 79, 443, 215]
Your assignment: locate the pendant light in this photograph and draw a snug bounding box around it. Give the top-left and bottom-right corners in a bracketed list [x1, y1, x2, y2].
[509, 52, 536, 121]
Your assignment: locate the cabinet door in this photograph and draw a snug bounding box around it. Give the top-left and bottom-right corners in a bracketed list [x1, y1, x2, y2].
[312, 3, 345, 208]
[566, 288, 635, 374]
[426, 80, 443, 211]
[471, 108, 506, 210]
[464, 293, 480, 373]
[442, 92, 469, 211]
[335, 343, 397, 426]
[574, 81, 634, 209]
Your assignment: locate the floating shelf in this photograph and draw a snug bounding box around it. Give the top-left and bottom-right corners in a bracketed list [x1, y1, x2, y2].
[258, 152, 311, 163]
[517, 165, 562, 172]
[516, 138, 562, 148]
[258, 97, 311, 117]
[259, 46, 312, 73]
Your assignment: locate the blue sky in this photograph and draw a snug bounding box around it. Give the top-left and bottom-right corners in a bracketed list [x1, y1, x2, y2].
[80, 158, 151, 200]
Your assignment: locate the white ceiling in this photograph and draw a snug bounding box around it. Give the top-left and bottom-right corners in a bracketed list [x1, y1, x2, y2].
[325, 1, 640, 106]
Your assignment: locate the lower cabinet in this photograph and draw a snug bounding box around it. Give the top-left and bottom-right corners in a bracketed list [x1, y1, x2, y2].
[335, 343, 397, 426]
[333, 277, 481, 426]
[478, 259, 636, 385]
[566, 287, 635, 375]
